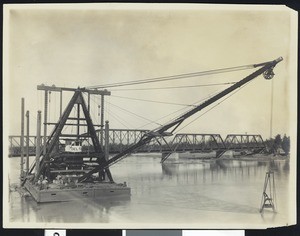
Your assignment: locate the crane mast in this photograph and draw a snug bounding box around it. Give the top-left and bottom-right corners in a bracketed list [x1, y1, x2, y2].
[78, 56, 283, 182]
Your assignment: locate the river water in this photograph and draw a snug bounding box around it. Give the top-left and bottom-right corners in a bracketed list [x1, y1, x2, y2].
[7, 154, 292, 228]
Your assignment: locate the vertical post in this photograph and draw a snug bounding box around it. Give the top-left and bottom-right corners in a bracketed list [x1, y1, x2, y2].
[270, 79, 274, 138]
[104, 121, 109, 161]
[100, 94, 105, 148]
[43, 90, 48, 155]
[88, 93, 90, 113]
[60, 90, 62, 118]
[87, 93, 90, 153]
[113, 130, 115, 146]
[20, 98, 25, 181]
[104, 120, 114, 182]
[77, 103, 80, 139]
[35, 111, 42, 181]
[247, 135, 249, 149]
[134, 131, 136, 143]
[26, 110, 30, 175]
[98, 105, 100, 140]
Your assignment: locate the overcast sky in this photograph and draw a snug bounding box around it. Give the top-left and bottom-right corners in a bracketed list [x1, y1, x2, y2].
[5, 4, 297, 140]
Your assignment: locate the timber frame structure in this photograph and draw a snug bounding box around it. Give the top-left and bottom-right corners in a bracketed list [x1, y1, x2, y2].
[25, 87, 113, 185]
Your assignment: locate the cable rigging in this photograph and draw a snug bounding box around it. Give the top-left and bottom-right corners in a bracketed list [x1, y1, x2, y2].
[108, 82, 233, 129]
[87, 63, 260, 89]
[87, 93, 148, 129]
[143, 84, 232, 130]
[110, 82, 236, 91]
[39, 59, 277, 140]
[175, 80, 253, 133]
[136, 86, 227, 130]
[106, 109, 131, 129]
[111, 95, 197, 107]
[107, 101, 162, 126]
[84, 60, 274, 132]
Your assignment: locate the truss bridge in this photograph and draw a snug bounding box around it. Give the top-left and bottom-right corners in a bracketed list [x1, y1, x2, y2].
[224, 134, 265, 153]
[8, 131, 266, 157]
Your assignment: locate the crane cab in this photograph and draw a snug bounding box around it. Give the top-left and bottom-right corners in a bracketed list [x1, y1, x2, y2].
[65, 140, 83, 153]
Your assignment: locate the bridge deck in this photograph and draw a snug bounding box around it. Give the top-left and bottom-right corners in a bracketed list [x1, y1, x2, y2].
[8, 131, 265, 157]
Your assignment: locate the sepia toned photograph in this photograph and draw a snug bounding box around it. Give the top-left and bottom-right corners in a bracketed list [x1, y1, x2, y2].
[3, 3, 297, 229]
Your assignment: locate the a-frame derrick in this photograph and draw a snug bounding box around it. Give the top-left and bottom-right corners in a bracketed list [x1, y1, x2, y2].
[31, 89, 113, 183]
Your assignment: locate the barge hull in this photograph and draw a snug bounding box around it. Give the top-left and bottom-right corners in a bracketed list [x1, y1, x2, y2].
[24, 181, 131, 203]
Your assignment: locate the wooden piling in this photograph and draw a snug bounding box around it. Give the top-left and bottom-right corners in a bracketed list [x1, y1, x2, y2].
[60, 90, 62, 118]
[35, 111, 42, 181]
[105, 120, 109, 161]
[43, 91, 48, 155]
[100, 94, 105, 148]
[26, 110, 30, 175]
[104, 120, 113, 182]
[20, 98, 25, 181]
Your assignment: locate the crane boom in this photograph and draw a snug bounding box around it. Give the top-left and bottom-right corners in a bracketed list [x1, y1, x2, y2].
[78, 57, 283, 182]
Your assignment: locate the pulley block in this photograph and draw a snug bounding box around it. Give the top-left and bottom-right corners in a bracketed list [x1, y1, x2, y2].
[263, 67, 275, 80]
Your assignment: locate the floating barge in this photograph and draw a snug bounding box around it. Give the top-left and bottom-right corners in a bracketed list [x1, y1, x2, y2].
[17, 86, 133, 203]
[24, 180, 130, 203]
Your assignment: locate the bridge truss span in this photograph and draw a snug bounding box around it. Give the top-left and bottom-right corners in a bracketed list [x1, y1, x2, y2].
[224, 134, 266, 152]
[8, 132, 267, 156]
[97, 129, 149, 153]
[170, 133, 226, 152]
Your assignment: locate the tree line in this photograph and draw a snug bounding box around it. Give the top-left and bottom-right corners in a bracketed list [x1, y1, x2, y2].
[264, 134, 290, 155]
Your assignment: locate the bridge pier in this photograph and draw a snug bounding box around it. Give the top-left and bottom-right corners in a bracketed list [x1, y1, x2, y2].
[216, 150, 227, 158]
[161, 152, 179, 162]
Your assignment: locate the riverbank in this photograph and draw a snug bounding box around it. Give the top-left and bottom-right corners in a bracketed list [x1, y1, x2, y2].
[219, 153, 290, 161]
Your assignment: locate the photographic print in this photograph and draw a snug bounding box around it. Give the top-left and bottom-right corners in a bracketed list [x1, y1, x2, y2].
[3, 3, 297, 229]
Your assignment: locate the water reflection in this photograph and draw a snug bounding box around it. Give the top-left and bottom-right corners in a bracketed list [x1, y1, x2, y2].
[10, 191, 130, 223]
[162, 164, 179, 176]
[161, 159, 290, 182]
[158, 159, 290, 216]
[260, 211, 277, 223]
